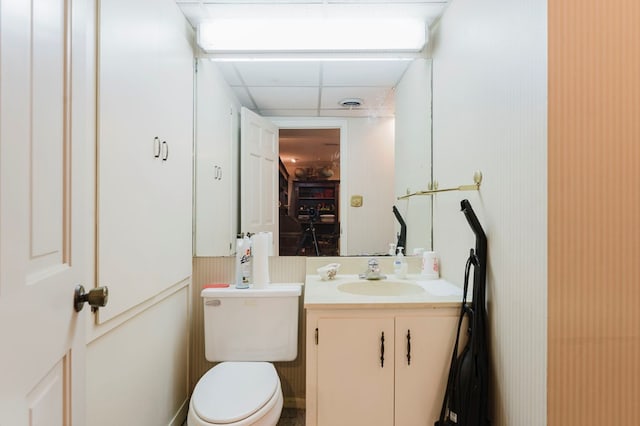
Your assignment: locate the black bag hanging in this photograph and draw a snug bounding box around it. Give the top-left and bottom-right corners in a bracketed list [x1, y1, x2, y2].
[435, 199, 490, 426]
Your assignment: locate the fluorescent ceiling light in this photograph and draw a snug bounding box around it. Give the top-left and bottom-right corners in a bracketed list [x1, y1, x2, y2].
[208, 55, 418, 62]
[198, 18, 427, 53]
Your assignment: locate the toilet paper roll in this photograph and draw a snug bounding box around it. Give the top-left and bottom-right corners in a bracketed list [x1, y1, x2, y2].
[252, 232, 270, 288]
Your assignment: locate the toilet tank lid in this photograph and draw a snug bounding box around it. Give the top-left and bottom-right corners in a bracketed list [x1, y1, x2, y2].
[201, 284, 301, 298]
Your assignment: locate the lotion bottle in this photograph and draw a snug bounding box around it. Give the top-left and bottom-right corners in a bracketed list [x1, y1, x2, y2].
[394, 247, 407, 279]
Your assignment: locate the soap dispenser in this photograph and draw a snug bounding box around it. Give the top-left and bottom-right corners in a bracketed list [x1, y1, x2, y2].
[393, 247, 408, 279]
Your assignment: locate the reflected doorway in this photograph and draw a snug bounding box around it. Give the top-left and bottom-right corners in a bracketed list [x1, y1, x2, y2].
[278, 128, 341, 256]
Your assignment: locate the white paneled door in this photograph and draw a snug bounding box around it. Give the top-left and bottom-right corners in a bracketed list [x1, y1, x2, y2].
[0, 0, 93, 424]
[240, 107, 279, 252]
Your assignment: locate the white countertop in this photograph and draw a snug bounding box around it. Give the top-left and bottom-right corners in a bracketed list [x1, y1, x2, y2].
[304, 274, 466, 310]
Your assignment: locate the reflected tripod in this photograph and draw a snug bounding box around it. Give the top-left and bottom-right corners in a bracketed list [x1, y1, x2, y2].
[296, 209, 320, 256]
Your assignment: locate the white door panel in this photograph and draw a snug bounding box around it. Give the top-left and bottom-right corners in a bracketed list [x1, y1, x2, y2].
[240, 107, 279, 252]
[0, 0, 92, 422]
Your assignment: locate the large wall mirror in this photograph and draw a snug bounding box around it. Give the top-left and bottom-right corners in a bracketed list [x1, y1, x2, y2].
[185, 2, 438, 257]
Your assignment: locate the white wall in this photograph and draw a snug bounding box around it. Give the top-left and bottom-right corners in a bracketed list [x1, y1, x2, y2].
[431, 1, 547, 424]
[87, 287, 190, 426]
[394, 58, 433, 253]
[341, 116, 396, 255]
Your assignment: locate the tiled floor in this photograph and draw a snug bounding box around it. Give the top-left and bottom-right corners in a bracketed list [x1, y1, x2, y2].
[182, 408, 305, 426]
[277, 408, 305, 426]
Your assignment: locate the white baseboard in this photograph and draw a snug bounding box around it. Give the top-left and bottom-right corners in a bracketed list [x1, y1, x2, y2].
[169, 397, 189, 426]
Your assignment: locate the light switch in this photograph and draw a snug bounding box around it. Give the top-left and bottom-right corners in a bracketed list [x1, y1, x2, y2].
[350, 195, 363, 207]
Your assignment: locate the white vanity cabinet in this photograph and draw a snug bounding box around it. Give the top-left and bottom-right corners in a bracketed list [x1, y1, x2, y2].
[306, 308, 463, 426]
[96, 0, 194, 322]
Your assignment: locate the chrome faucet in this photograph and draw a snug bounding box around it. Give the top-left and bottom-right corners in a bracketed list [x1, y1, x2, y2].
[359, 258, 387, 280]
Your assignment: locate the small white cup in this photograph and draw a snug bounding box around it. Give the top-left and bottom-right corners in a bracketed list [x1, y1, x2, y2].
[421, 251, 440, 279]
[317, 263, 341, 281]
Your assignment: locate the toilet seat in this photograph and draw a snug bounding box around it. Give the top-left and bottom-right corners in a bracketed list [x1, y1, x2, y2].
[190, 362, 282, 426]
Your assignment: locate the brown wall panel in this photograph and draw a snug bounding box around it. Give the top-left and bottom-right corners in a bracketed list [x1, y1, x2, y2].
[548, 1, 640, 424]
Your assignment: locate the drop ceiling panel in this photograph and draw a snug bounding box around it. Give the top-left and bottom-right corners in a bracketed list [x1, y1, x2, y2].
[263, 109, 321, 117]
[249, 86, 319, 110]
[320, 108, 393, 117]
[321, 86, 392, 110]
[234, 61, 321, 86]
[322, 60, 410, 87]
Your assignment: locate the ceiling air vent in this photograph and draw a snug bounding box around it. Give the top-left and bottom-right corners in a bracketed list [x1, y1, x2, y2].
[339, 98, 363, 108]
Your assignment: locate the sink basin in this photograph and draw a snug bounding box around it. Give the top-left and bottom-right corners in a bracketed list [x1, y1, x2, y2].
[337, 280, 425, 297]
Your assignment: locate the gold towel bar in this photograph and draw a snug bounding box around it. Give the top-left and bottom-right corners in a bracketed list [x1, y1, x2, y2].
[397, 171, 483, 200]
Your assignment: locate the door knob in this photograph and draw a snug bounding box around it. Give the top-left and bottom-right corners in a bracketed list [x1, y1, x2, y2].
[74, 285, 109, 312]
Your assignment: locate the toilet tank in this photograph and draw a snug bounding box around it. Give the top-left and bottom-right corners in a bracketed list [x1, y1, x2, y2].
[201, 285, 302, 362]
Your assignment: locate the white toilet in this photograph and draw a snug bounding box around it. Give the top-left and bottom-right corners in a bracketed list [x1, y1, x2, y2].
[187, 285, 301, 426]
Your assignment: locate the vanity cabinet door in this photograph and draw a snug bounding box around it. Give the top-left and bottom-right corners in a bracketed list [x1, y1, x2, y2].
[394, 313, 463, 426]
[316, 317, 395, 426]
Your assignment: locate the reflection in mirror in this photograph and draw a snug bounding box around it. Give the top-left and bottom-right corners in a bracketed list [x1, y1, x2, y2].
[183, 0, 438, 258]
[193, 58, 433, 257]
[278, 129, 341, 257]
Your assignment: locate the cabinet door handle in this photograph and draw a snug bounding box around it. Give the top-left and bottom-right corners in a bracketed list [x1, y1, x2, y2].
[380, 332, 385, 368]
[406, 329, 411, 365]
[214, 165, 223, 181]
[153, 136, 161, 158]
[161, 141, 169, 161]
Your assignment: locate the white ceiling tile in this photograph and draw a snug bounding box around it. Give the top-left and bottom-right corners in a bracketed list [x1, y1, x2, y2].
[262, 109, 320, 117]
[249, 86, 319, 110]
[322, 60, 411, 87]
[320, 86, 392, 110]
[319, 108, 394, 118]
[234, 62, 321, 86]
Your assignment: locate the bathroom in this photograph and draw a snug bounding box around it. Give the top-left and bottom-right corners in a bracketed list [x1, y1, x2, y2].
[0, 0, 637, 425]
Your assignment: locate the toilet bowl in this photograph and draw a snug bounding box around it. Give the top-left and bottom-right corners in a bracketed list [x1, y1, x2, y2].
[188, 362, 283, 426]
